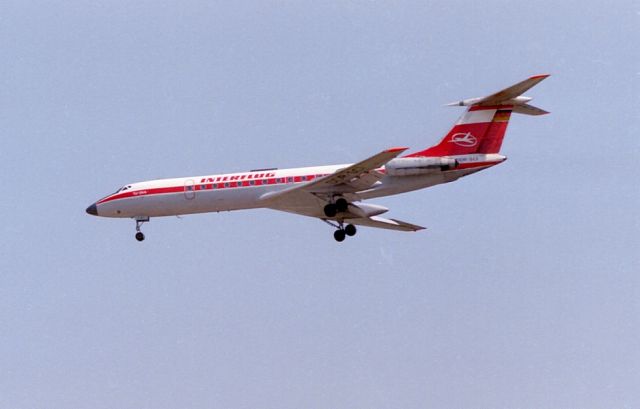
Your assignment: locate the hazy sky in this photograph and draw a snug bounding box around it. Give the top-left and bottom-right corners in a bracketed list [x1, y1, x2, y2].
[1, 1, 639, 408]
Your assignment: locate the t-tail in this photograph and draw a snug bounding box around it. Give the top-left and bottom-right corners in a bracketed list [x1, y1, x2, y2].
[406, 74, 549, 158]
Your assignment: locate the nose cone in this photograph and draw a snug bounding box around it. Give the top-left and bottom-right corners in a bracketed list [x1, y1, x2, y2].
[86, 203, 98, 216]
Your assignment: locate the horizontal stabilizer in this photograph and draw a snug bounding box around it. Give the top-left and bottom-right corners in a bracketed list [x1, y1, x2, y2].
[446, 74, 550, 113]
[512, 103, 549, 116]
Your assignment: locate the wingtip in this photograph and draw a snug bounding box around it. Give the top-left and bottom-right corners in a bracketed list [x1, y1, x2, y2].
[530, 73, 550, 80]
[385, 146, 409, 153]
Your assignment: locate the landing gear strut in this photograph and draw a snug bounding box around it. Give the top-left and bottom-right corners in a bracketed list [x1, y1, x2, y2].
[134, 217, 149, 242]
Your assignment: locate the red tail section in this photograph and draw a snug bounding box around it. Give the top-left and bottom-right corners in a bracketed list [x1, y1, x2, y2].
[406, 106, 513, 157]
[406, 74, 549, 158]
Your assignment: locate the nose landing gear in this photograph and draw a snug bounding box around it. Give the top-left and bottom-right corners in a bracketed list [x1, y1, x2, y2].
[134, 217, 150, 242]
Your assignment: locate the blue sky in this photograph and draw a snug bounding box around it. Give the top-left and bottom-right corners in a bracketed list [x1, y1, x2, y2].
[1, 1, 638, 408]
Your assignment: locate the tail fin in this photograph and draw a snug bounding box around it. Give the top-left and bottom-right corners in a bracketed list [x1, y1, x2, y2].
[407, 74, 549, 157]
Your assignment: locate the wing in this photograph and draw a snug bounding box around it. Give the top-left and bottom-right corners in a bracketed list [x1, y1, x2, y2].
[271, 202, 425, 232]
[261, 146, 408, 204]
[260, 147, 426, 232]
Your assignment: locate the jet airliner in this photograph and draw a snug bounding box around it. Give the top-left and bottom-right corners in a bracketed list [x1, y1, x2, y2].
[86, 75, 549, 242]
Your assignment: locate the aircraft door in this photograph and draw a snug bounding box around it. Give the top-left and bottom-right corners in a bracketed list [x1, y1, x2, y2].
[184, 179, 196, 200]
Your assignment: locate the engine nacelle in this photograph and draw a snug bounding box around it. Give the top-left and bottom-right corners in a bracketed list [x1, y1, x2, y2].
[385, 157, 458, 176]
[348, 203, 389, 218]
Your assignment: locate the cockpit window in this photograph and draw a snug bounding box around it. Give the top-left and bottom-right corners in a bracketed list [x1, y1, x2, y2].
[114, 185, 132, 194]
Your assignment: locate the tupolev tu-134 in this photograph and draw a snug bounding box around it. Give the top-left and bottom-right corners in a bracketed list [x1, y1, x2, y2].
[86, 75, 549, 242]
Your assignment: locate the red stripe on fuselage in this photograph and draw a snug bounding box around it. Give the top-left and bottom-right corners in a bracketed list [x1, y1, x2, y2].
[96, 174, 330, 205]
[97, 186, 183, 204]
[97, 161, 500, 205]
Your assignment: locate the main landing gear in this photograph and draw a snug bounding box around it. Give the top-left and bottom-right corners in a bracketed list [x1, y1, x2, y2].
[324, 219, 357, 242]
[322, 198, 356, 242]
[323, 198, 349, 217]
[134, 217, 150, 242]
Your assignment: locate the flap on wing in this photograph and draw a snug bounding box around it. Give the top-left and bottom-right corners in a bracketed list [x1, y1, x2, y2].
[261, 147, 408, 203]
[348, 215, 425, 232]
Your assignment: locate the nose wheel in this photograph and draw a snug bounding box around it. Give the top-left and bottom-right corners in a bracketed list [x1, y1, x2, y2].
[134, 217, 150, 242]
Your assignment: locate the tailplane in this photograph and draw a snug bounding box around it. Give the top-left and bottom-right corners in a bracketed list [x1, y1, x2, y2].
[407, 74, 549, 157]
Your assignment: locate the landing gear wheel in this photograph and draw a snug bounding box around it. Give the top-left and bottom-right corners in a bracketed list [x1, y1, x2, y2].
[333, 229, 346, 242]
[335, 198, 348, 213]
[324, 203, 337, 217]
[344, 224, 357, 237]
[134, 217, 150, 242]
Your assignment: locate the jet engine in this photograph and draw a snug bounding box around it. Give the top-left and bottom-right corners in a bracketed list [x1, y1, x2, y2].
[348, 203, 389, 218]
[385, 157, 458, 176]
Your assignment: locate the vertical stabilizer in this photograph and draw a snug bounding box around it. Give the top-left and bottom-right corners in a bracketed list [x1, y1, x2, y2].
[406, 74, 549, 157]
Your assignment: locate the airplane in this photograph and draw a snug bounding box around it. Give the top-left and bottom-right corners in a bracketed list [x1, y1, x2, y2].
[86, 74, 549, 242]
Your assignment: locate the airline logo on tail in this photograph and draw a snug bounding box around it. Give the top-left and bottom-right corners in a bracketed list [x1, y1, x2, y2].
[449, 132, 478, 147]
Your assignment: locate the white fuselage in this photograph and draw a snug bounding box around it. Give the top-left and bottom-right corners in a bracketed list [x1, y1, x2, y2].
[90, 153, 505, 219]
